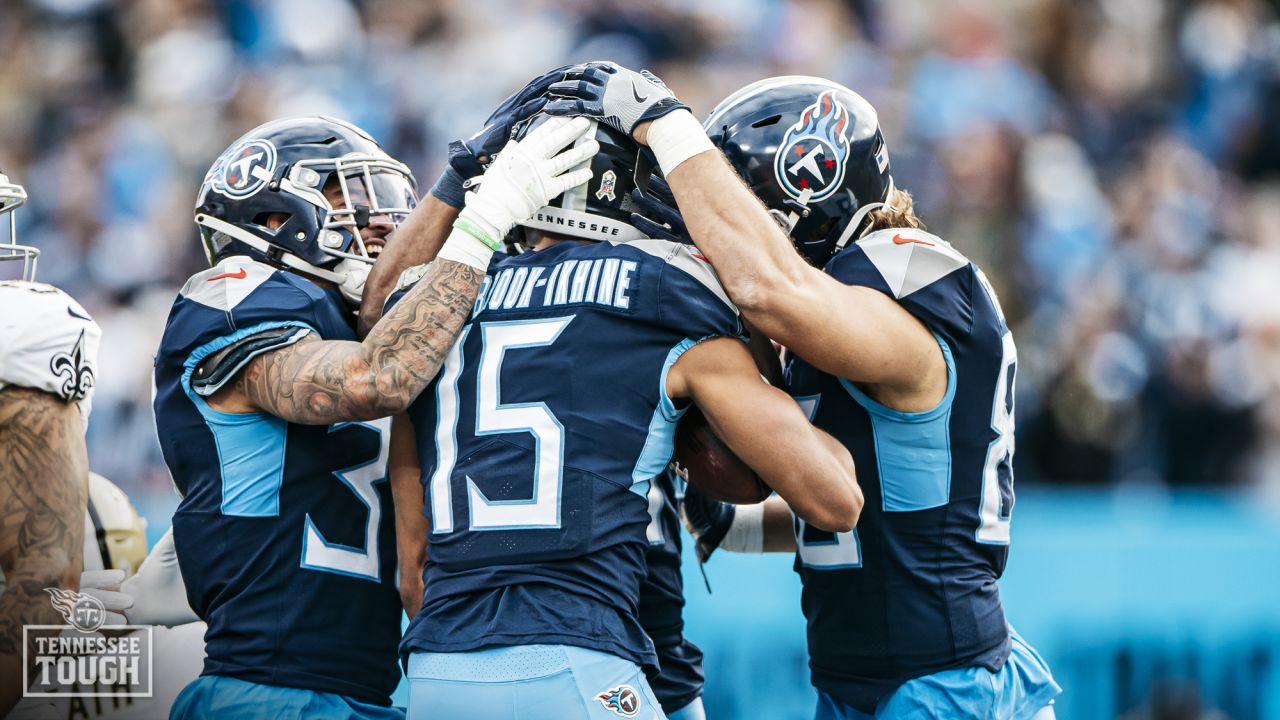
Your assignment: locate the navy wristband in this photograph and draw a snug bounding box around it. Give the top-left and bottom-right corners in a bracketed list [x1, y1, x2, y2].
[429, 166, 468, 209]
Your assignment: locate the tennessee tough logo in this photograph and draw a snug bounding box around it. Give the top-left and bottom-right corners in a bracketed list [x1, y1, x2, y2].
[596, 684, 641, 717]
[773, 90, 851, 203]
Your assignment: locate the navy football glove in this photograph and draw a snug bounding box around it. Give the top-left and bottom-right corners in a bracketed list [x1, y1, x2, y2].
[629, 174, 691, 244]
[431, 65, 571, 208]
[679, 483, 736, 564]
[545, 62, 688, 139]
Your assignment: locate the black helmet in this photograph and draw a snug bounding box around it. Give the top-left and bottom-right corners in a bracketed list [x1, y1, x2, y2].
[511, 114, 646, 247]
[0, 172, 36, 281]
[194, 116, 417, 303]
[704, 76, 894, 265]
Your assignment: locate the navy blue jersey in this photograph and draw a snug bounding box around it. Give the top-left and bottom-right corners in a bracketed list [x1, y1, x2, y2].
[153, 257, 400, 705]
[785, 228, 1016, 712]
[640, 469, 705, 712]
[398, 239, 743, 672]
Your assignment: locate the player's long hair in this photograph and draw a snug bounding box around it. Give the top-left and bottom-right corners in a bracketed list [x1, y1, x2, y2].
[864, 187, 925, 234]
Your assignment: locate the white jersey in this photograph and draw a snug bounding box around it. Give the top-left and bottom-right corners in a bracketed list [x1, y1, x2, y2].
[0, 281, 101, 424]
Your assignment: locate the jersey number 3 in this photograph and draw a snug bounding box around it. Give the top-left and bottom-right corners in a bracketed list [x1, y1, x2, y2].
[301, 419, 390, 581]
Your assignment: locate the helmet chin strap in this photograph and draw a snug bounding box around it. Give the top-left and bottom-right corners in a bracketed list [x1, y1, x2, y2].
[195, 213, 349, 287]
[779, 188, 815, 234]
[833, 176, 896, 253]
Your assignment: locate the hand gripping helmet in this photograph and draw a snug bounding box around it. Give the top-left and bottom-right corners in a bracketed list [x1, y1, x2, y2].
[704, 76, 894, 265]
[0, 172, 37, 281]
[195, 117, 417, 303]
[510, 114, 647, 247]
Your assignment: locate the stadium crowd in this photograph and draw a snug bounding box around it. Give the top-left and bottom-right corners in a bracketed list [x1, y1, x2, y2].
[1, 0, 1278, 499]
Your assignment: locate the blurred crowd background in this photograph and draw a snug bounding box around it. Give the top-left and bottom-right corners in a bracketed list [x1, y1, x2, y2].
[3, 0, 1280, 717]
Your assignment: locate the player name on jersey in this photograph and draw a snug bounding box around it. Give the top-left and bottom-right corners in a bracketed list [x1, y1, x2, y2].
[473, 256, 639, 316]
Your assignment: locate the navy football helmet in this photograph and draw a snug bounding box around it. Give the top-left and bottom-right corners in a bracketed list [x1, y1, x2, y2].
[0, 172, 36, 281]
[510, 113, 646, 247]
[195, 116, 417, 303]
[704, 76, 894, 265]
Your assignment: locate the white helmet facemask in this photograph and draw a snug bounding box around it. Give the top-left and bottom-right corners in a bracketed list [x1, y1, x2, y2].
[0, 174, 37, 281]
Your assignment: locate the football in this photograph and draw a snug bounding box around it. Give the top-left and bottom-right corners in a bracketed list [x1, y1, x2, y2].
[672, 406, 772, 504]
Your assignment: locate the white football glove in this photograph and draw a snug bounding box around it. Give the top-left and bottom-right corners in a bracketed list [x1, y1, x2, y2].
[118, 527, 198, 627]
[442, 115, 598, 269]
[78, 568, 131, 626]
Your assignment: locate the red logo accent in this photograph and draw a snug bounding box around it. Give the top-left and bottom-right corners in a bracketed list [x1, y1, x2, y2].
[891, 233, 932, 247]
[208, 268, 248, 282]
[692, 252, 711, 262]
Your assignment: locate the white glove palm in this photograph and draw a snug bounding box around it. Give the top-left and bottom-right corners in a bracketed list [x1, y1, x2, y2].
[78, 568, 131, 626]
[118, 527, 198, 627]
[459, 115, 599, 246]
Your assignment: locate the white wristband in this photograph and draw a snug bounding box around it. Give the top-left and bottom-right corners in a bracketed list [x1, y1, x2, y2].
[721, 502, 765, 554]
[647, 109, 715, 177]
[435, 227, 498, 271]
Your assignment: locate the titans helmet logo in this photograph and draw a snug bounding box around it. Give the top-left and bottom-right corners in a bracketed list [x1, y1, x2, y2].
[773, 91, 851, 203]
[212, 139, 277, 199]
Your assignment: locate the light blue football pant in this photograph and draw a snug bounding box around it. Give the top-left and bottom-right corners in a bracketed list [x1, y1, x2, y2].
[171, 675, 403, 720]
[668, 695, 706, 720]
[815, 627, 1062, 720]
[406, 644, 668, 720]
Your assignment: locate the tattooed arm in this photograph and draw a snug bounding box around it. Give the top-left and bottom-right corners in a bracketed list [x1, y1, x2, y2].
[0, 387, 88, 716]
[209, 258, 484, 424]
[357, 192, 459, 339]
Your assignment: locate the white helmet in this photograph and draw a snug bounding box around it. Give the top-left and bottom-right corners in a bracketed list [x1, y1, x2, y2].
[0, 172, 36, 281]
[83, 473, 149, 576]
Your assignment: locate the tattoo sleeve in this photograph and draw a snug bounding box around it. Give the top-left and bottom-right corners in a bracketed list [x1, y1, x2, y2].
[0, 387, 88, 715]
[238, 258, 485, 425]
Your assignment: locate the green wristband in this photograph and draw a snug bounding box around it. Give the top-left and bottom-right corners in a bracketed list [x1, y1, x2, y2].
[452, 217, 502, 252]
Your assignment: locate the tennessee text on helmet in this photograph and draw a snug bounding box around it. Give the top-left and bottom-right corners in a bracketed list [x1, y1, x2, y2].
[0, 172, 37, 281]
[195, 116, 418, 304]
[509, 114, 647, 247]
[704, 76, 894, 265]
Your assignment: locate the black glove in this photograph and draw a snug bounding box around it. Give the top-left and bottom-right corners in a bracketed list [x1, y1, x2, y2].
[630, 174, 691, 244]
[431, 65, 572, 208]
[679, 482, 736, 563]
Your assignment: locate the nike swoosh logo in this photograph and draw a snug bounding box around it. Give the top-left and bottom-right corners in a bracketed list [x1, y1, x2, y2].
[207, 268, 248, 282]
[892, 233, 933, 246]
[631, 82, 650, 103]
[67, 306, 91, 321]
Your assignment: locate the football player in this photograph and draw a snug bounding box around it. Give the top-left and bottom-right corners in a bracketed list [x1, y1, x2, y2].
[550, 66, 1062, 719]
[387, 114, 860, 720]
[0, 172, 100, 717]
[151, 112, 596, 719]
